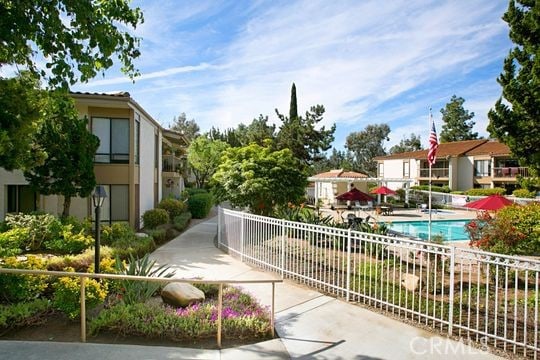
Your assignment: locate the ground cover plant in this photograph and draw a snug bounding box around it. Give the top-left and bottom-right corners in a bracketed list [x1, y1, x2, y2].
[89, 285, 272, 342]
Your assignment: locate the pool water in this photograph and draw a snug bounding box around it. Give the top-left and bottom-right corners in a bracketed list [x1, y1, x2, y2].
[388, 219, 471, 242]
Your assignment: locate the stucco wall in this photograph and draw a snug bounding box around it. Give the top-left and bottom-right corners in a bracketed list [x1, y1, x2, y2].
[139, 113, 157, 222]
[457, 156, 474, 191]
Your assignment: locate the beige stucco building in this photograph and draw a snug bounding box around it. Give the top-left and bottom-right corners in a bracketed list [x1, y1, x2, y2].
[0, 92, 188, 229]
[374, 139, 528, 193]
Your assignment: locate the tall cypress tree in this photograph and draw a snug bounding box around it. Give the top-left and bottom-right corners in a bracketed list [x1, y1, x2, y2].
[488, 0, 540, 174]
[289, 83, 298, 120]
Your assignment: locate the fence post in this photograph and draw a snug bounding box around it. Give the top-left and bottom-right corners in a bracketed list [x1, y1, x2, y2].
[80, 276, 86, 342]
[217, 283, 223, 348]
[217, 206, 222, 247]
[240, 212, 245, 261]
[281, 219, 286, 279]
[448, 246, 456, 335]
[346, 228, 352, 302]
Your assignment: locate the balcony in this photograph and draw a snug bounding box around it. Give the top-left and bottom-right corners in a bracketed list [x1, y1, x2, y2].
[493, 167, 529, 178]
[162, 154, 184, 176]
[419, 168, 449, 178]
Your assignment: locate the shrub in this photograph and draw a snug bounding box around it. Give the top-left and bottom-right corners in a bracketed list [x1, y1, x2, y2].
[46, 247, 114, 272]
[185, 188, 208, 196]
[53, 271, 108, 319]
[411, 185, 451, 193]
[0, 299, 52, 331]
[44, 225, 94, 254]
[158, 198, 186, 219]
[464, 187, 506, 196]
[468, 202, 540, 255]
[0, 255, 49, 303]
[4, 213, 63, 251]
[173, 212, 192, 232]
[146, 228, 167, 245]
[512, 188, 536, 198]
[114, 254, 175, 305]
[0, 227, 29, 257]
[142, 209, 169, 229]
[101, 222, 136, 246]
[110, 235, 156, 260]
[61, 216, 92, 235]
[188, 193, 213, 219]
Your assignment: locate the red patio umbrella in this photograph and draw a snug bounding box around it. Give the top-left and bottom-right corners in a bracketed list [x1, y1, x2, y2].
[336, 187, 374, 202]
[464, 194, 514, 211]
[370, 186, 397, 195]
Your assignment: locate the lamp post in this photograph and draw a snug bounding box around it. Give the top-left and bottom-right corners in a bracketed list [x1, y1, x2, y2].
[92, 185, 107, 274]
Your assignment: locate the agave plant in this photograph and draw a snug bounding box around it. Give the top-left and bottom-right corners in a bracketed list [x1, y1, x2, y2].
[114, 253, 175, 305]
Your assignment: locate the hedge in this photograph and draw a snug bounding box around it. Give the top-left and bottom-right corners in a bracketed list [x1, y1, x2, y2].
[188, 193, 213, 219]
[173, 212, 192, 231]
[464, 188, 506, 196]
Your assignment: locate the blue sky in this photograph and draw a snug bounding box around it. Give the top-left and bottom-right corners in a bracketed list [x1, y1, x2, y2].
[72, 0, 512, 151]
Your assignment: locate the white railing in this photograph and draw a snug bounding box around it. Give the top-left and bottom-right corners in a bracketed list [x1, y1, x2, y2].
[218, 207, 540, 359]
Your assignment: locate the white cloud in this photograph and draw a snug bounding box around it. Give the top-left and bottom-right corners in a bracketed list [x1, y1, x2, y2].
[73, 0, 512, 147]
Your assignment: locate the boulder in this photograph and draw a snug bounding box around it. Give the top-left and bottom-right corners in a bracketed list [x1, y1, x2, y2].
[401, 274, 420, 292]
[161, 283, 205, 307]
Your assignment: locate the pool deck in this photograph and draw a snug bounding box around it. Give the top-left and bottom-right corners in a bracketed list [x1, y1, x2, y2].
[320, 206, 479, 223]
[319, 206, 479, 248]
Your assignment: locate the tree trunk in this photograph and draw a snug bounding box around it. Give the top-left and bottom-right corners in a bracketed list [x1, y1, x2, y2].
[62, 196, 71, 218]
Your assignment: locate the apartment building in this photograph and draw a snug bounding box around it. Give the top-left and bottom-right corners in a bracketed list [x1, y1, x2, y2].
[0, 92, 188, 228]
[374, 139, 528, 192]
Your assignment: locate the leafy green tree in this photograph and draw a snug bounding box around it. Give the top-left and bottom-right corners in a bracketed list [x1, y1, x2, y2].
[488, 0, 540, 174]
[389, 133, 422, 154]
[0, 0, 144, 88]
[276, 105, 335, 165]
[345, 124, 390, 176]
[289, 83, 298, 120]
[212, 144, 307, 215]
[24, 92, 99, 217]
[439, 95, 477, 143]
[311, 148, 354, 174]
[187, 137, 229, 188]
[244, 115, 276, 146]
[170, 113, 200, 141]
[0, 72, 46, 170]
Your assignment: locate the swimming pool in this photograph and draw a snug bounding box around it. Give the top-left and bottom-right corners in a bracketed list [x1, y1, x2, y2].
[388, 219, 471, 242]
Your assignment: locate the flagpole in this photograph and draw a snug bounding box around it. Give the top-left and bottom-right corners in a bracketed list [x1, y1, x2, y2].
[428, 108, 434, 242]
[428, 160, 432, 242]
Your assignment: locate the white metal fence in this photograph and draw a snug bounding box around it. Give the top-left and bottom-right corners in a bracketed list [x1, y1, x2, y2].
[218, 207, 540, 359]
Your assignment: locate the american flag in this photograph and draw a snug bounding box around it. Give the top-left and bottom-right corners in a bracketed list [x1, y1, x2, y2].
[428, 116, 438, 166]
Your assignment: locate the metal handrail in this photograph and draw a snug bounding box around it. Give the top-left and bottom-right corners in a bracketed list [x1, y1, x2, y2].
[0, 268, 281, 347]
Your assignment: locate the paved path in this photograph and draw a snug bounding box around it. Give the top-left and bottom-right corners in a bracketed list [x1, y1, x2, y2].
[1, 216, 504, 359]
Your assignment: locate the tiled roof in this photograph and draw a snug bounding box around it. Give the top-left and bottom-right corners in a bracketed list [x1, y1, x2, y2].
[312, 169, 368, 178]
[70, 91, 131, 97]
[374, 139, 489, 161]
[464, 140, 511, 156]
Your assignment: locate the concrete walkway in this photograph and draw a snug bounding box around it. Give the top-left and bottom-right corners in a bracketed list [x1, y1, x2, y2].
[1, 216, 504, 359]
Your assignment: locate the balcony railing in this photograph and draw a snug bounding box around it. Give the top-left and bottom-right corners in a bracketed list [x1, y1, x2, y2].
[162, 154, 184, 173]
[419, 168, 449, 178]
[492, 167, 529, 178]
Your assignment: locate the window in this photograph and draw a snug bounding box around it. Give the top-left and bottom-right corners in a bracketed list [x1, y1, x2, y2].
[378, 163, 384, 177]
[134, 114, 140, 164]
[7, 185, 37, 213]
[474, 160, 491, 177]
[403, 161, 410, 178]
[92, 117, 130, 163]
[93, 185, 129, 224]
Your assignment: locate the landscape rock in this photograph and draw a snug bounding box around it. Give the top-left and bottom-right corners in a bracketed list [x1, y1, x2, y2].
[161, 283, 205, 307]
[401, 274, 420, 292]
